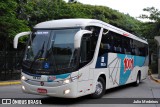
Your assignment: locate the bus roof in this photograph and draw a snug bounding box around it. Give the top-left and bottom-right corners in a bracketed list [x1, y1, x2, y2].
[34, 19, 148, 44]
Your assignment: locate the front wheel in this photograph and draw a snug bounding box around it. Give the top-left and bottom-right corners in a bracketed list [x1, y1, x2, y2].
[90, 77, 106, 98]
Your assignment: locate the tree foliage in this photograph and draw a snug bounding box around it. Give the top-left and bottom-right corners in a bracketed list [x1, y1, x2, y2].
[0, 0, 30, 40]
[140, 7, 160, 36]
[23, 0, 141, 35]
[140, 7, 160, 22]
[139, 7, 160, 53]
[0, 0, 147, 43]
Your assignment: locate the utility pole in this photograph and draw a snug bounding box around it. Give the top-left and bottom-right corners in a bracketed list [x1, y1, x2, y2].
[155, 36, 160, 79]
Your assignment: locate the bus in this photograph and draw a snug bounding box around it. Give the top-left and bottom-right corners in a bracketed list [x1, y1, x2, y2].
[13, 19, 149, 98]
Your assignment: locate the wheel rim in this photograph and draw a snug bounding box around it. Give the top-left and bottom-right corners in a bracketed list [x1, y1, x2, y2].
[95, 81, 103, 95]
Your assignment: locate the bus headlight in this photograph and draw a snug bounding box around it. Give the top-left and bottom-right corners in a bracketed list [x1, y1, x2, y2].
[63, 79, 71, 84]
[21, 75, 27, 81]
[62, 75, 79, 84]
[22, 85, 25, 90]
[64, 89, 70, 94]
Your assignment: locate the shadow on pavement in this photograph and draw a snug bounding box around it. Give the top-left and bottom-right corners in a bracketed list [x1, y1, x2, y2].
[40, 96, 91, 105]
[105, 82, 145, 94]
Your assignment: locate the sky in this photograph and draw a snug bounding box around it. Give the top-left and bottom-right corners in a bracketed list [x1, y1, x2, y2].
[64, 0, 160, 22]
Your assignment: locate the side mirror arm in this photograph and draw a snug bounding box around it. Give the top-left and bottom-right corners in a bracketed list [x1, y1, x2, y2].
[13, 31, 31, 49]
[74, 30, 92, 48]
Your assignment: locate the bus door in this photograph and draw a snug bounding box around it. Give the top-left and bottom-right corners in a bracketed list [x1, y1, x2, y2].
[75, 28, 100, 95]
[78, 34, 91, 81]
[77, 33, 97, 95]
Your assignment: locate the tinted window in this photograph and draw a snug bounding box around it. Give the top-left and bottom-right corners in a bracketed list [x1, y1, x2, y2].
[100, 29, 148, 56]
[79, 26, 101, 68]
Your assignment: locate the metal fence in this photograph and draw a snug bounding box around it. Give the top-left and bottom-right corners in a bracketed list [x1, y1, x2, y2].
[0, 51, 24, 81]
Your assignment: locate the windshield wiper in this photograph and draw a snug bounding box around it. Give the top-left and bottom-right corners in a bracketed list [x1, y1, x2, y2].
[29, 42, 45, 71]
[68, 49, 75, 67]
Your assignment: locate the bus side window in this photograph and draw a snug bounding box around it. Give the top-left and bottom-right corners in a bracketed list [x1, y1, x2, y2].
[133, 40, 148, 56]
[145, 45, 148, 56]
[80, 26, 100, 68]
[122, 37, 131, 55]
[131, 48, 136, 55]
[80, 34, 91, 63]
[99, 30, 112, 55]
[103, 44, 111, 50]
[141, 43, 146, 56]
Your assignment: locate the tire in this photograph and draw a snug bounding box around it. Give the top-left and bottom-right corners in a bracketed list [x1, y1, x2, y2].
[90, 77, 106, 99]
[133, 72, 141, 86]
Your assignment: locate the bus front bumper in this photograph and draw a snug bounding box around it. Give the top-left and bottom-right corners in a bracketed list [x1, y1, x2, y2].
[21, 80, 78, 98]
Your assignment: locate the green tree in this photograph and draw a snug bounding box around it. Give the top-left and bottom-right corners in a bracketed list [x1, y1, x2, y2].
[0, 0, 143, 45]
[139, 7, 160, 70]
[24, 0, 66, 26]
[0, 0, 29, 40]
[140, 7, 160, 22]
[140, 7, 160, 36]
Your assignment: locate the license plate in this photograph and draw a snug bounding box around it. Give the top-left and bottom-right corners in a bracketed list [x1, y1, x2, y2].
[33, 76, 41, 80]
[37, 88, 47, 94]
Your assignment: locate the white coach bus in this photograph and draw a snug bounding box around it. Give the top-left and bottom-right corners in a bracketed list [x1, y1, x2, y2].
[13, 19, 149, 98]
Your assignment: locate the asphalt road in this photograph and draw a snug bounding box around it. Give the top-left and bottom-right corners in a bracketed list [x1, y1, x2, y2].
[0, 76, 160, 107]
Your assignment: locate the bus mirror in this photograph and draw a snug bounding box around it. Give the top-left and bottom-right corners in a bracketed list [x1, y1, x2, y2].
[13, 31, 31, 49]
[74, 30, 92, 48]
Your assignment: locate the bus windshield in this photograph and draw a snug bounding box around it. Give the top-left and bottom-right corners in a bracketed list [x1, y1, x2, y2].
[23, 28, 80, 75]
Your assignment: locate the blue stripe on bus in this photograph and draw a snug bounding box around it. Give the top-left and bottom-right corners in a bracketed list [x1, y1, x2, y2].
[47, 73, 71, 82]
[55, 73, 71, 79]
[95, 53, 146, 85]
[117, 54, 146, 85]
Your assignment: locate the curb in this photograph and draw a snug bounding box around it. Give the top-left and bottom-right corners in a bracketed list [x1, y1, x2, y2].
[148, 69, 160, 84]
[0, 80, 21, 86]
[150, 75, 160, 84]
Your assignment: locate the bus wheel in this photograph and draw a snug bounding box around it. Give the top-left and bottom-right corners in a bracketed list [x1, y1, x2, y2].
[90, 77, 105, 98]
[134, 72, 141, 86]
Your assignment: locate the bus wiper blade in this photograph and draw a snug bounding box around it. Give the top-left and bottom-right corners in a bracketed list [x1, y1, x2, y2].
[29, 42, 45, 71]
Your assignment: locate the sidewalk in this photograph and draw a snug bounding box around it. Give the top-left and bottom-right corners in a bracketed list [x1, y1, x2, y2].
[0, 80, 21, 86]
[149, 74, 160, 84]
[152, 74, 160, 79]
